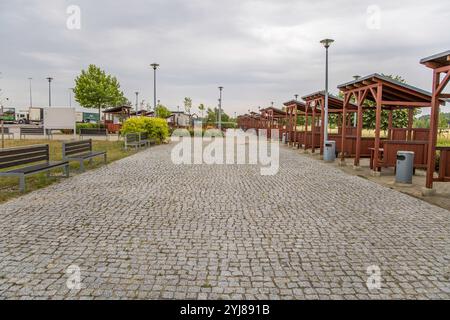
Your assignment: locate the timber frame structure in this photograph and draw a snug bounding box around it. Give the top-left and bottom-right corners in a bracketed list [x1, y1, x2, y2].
[420, 51, 450, 189]
[283, 100, 307, 147]
[260, 106, 286, 139]
[337, 73, 437, 171]
[301, 91, 357, 155]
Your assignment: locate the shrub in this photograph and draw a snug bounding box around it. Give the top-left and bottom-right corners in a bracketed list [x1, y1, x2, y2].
[121, 117, 170, 143]
[75, 123, 105, 133]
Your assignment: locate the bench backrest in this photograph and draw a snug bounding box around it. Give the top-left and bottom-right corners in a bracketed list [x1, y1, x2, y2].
[63, 139, 92, 157]
[383, 140, 428, 167]
[0, 144, 49, 170]
[140, 132, 148, 140]
[125, 133, 139, 143]
[1, 127, 10, 134]
[80, 128, 107, 136]
[20, 127, 44, 135]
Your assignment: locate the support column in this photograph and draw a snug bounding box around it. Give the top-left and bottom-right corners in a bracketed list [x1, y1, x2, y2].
[388, 109, 393, 140]
[426, 70, 443, 189]
[355, 95, 363, 167]
[373, 84, 383, 173]
[407, 108, 414, 141]
[340, 94, 348, 163]
[311, 105, 316, 153]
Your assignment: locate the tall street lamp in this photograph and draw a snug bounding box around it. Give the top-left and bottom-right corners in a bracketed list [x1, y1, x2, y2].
[28, 77, 33, 107]
[294, 94, 299, 101]
[46, 77, 53, 107]
[218, 86, 223, 130]
[150, 63, 159, 111]
[320, 38, 334, 145]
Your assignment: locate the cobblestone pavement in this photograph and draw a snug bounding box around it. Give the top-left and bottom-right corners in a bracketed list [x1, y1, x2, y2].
[0, 141, 449, 300]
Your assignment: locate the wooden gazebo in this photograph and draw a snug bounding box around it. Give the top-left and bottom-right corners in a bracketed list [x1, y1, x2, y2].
[283, 100, 307, 147]
[302, 91, 357, 155]
[337, 74, 437, 171]
[260, 106, 286, 139]
[420, 51, 450, 190]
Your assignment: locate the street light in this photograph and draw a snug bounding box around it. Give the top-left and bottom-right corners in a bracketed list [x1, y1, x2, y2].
[28, 78, 33, 107]
[46, 77, 53, 107]
[218, 86, 223, 130]
[150, 63, 159, 111]
[320, 38, 334, 145]
[294, 94, 299, 101]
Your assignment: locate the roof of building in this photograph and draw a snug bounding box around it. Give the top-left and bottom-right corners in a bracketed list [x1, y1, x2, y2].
[420, 50, 450, 67]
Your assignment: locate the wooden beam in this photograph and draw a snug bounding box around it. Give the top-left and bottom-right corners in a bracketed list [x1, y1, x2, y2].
[381, 101, 431, 107]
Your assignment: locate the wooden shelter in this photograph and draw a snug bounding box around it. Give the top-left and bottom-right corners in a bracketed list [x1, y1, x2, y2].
[103, 106, 132, 133]
[260, 106, 286, 139]
[302, 91, 357, 155]
[283, 100, 307, 147]
[420, 51, 450, 189]
[337, 74, 437, 171]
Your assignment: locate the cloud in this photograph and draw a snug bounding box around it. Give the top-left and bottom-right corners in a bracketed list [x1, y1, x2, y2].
[0, 0, 448, 113]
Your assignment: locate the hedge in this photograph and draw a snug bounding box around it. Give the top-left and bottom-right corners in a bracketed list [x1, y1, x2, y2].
[121, 117, 170, 143]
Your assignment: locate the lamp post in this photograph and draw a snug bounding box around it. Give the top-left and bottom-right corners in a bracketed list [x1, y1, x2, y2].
[218, 86, 223, 130]
[150, 63, 159, 111]
[320, 38, 334, 145]
[135, 91, 139, 114]
[46, 77, 53, 107]
[294, 94, 299, 101]
[28, 77, 33, 107]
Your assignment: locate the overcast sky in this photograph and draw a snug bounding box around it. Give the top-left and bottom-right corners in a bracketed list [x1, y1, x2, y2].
[0, 0, 448, 115]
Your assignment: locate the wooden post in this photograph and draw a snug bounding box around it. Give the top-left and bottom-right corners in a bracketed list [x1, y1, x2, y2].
[388, 109, 393, 140]
[373, 84, 383, 172]
[407, 108, 414, 140]
[304, 102, 309, 151]
[426, 70, 442, 189]
[340, 94, 348, 162]
[355, 92, 363, 167]
[311, 104, 316, 153]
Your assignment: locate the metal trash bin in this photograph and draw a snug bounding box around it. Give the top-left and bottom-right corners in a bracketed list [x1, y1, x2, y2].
[396, 151, 414, 184]
[323, 140, 336, 162]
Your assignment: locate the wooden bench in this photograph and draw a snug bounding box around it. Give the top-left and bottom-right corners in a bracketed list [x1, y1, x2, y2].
[79, 128, 108, 140]
[0, 127, 14, 139]
[124, 133, 146, 150]
[20, 127, 52, 139]
[139, 132, 157, 147]
[435, 147, 450, 182]
[62, 139, 107, 172]
[0, 144, 69, 192]
[370, 140, 429, 171]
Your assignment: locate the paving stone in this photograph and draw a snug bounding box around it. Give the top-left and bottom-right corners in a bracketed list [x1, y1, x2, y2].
[0, 141, 448, 299]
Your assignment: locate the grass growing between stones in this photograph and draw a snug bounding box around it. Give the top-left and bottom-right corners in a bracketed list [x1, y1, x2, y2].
[0, 139, 137, 203]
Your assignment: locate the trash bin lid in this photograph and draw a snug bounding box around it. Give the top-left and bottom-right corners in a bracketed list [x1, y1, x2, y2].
[397, 151, 415, 155]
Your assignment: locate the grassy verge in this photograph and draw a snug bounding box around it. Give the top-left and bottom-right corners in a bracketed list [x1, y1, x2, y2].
[0, 139, 137, 203]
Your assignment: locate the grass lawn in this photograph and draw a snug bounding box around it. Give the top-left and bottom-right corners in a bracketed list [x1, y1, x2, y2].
[0, 139, 137, 203]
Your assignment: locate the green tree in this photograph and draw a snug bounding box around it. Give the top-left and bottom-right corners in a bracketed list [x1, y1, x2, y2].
[74, 64, 127, 123]
[184, 97, 192, 115]
[206, 107, 230, 125]
[198, 103, 206, 118]
[154, 104, 172, 118]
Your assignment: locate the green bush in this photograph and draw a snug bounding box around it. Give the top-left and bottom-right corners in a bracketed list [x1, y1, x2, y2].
[76, 123, 105, 133]
[121, 117, 170, 143]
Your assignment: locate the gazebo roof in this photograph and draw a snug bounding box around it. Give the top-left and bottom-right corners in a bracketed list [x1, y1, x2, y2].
[302, 91, 358, 111]
[337, 73, 437, 108]
[103, 105, 132, 114]
[283, 100, 306, 108]
[260, 106, 286, 116]
[420, 50, 450, 68]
